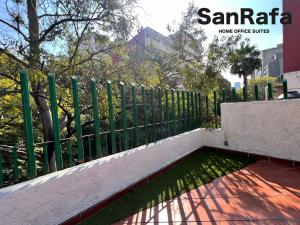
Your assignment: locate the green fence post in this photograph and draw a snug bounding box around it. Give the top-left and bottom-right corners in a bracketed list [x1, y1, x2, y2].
[195, 92, 199, 128]
[142, 85, 148, 144]
[198, 93, 202, 127]
[186, 91, 190, 130]
[43, 143, 49, 174]
[105, 134, 109, 154]
[191, 92, 195, 129]
[0, 151, 3, 186]
[283, 80, 288, 99]
[231, 87, 236, 102]
[20, 70, 36, 177]
[243, 86, 247, 101]
[150, 88, 155, 142]
[222, 88, 226, 103]
[120, 82, 129, 150]
[132, 84, 139, 146]
[214, 91, 217, 128]
[158, 87, 163, 139]
[267, 83, 273, 100]
[176, 90, 181, 134]
[171, 89, 175, 135]
[194, 92, 197, 129]
[181, 91, 186, 131]
[255, 84, 259, 100]
[12, 146, 19, 182]
[118, 132, 122, 152]
[71, 76, 84, 162]
[206, 95, 209, 125]
[90, 78, 101, 158]
[67, 139, 72, 167]
[107, 81, 117, 153]
[151, 88, 156, 142]
[48, 74, 63, 170]
[165, 88, 169, 137]
[88, 136, 92, 161]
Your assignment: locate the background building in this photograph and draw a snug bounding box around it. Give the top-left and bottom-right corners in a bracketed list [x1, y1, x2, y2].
[261, 44, 283, 78]
[127, 27, 200, 62]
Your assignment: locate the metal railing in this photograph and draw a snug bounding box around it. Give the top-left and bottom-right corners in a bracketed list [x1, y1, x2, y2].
[0, 71, 290, 187]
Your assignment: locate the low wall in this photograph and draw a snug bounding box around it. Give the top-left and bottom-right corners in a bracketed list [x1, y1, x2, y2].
[284, 70, 300, 91]
[0, 129, 204, 225]
[204, 99, 300, 162]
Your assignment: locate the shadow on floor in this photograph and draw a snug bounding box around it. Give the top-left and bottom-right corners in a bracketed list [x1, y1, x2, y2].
[115, 159, 300, 225]
[81, 149, 258, 225]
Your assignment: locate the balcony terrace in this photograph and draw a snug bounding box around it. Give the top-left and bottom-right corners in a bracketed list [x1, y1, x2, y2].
[0, 73, 299, 225]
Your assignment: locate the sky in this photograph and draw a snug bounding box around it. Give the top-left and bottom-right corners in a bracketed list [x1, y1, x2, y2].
[135, 0, 283, 86]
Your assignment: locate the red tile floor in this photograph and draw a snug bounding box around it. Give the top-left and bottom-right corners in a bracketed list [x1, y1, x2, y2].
[114, 159, 300, 224]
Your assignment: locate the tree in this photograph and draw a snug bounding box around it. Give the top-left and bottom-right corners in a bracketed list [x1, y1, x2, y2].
[0, 0, 137, 171]
[229, 40, 261, 98]
[167, 2, 206, 61]
[165, 3, 241, 94]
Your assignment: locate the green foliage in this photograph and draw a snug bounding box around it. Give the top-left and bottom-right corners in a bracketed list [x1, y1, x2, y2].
[248, 76, 278, 100]
[229, 41, 261, 77]
[235, 76, 279, 100]
[0, 54, 23, 144]
[249, 76, 278, 86]
[208, 35, 241, 72]
[229, 40, 262, 90]
[163, 3, 240, 95]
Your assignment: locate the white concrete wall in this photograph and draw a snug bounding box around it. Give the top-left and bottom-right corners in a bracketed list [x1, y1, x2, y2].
[204, 99, 300, 162]
[0, 129, 204, 225]
[284, 71, 300, 91]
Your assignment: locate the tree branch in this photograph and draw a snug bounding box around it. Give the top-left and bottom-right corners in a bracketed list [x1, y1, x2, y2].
[0, 19, 29, 41]
[0, 71, 19, 83]
[0, 48, 28, 67]
[39, 10, 109, 43]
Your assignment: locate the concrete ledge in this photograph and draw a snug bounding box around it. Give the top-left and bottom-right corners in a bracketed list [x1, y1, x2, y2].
[0, 129, 204, 225]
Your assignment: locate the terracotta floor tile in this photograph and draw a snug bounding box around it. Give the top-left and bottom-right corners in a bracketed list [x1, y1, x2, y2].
[114, 160, 300, 225]
[219, 220, 300, 225]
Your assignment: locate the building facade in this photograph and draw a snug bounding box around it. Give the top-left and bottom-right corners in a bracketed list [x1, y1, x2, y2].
[261, 44, 283, 78]
[127, 27, 200, 62]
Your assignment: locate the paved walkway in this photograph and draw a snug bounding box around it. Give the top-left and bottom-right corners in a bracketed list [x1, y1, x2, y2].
[115, 159, 300, 224]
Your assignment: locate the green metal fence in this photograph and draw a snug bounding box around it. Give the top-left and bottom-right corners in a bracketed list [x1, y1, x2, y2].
[0, 72, 290, 187]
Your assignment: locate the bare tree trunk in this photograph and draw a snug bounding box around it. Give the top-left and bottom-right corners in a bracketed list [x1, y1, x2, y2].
[32, 89, 57, 172]
[27, 0, 57, 172]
